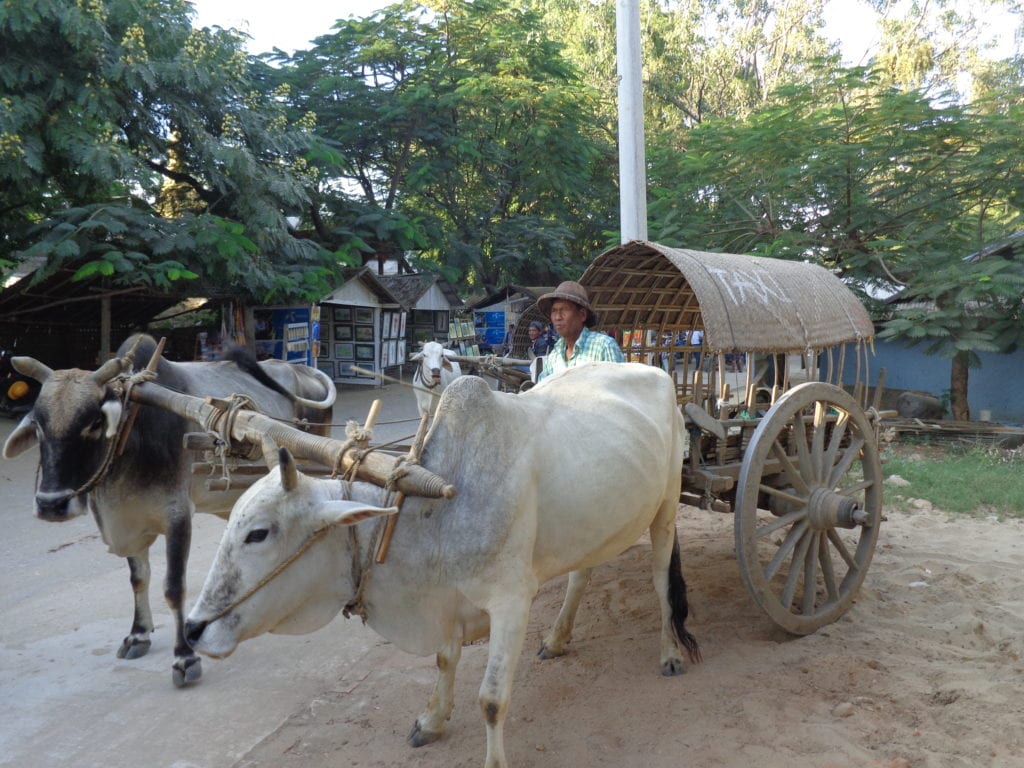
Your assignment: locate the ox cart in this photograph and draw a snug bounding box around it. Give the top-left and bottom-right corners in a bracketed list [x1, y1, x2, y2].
[136, 240, 884, 639]
[574, 240, 886, 635]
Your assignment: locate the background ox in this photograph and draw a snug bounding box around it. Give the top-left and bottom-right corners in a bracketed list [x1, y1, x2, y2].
[2, 333, 336, 686]
[184, 362, 701, 768]
[409, 340, 462, 418]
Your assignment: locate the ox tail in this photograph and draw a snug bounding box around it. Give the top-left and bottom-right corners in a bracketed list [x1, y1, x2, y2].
[668, 529, 702, 664]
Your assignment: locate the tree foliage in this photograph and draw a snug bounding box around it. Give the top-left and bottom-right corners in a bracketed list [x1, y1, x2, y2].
[1, 0, 343, 301]
[272, 0, 615, 292]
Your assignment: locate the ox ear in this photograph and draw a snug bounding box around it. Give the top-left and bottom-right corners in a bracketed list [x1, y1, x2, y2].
[320, 500, 398, 527]
[3, 414, 37, 458]
[278, 447, 299, 491]
[441, 348, 458, 359]
[410, 352, 423, 361]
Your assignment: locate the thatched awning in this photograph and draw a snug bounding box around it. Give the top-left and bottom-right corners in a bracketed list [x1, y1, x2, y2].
[580, 241, 874, 353]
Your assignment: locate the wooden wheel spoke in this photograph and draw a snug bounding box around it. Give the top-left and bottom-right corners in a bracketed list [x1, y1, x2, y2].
[755, 507, 806, 538]
[781, 526, 815, 610]
[826, 528, 857, 570]
[792, 410, 814, 482]
[822, 412, 849, 482]
[838, 477, 873, 497]
[758, 484, 807, 508]
[770, 440, 810, 495]
[764, 519, 809, 581]
[801, 532, 820, 615]
[810, 403, 828, 484]
[819, 534, 839, 602]
[827, 435, 865, 488]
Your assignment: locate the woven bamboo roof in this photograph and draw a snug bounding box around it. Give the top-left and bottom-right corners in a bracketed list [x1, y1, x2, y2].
[580, 241, 874, 353]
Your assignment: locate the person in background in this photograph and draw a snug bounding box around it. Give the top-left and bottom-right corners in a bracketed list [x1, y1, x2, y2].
[527, 320, 552, 358]
[501, 323, 515, 356]
[537, 281, 624, 381]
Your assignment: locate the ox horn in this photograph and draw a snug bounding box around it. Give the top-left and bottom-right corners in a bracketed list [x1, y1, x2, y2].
[90, 356, 127, 385]
[279, 447, 299, 491]
[11, 356, 54, 384]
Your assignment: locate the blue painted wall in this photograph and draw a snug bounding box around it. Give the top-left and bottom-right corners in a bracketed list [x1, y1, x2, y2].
[859, 340, 1024, 424]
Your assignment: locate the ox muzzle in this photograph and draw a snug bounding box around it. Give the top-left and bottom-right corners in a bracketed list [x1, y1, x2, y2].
[34, 489, 82, 522]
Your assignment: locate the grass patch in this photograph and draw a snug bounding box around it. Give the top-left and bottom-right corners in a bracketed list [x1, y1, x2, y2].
[881, 441, 1024, 518]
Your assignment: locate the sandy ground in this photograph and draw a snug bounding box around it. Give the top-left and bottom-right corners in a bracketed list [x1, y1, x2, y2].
[2, 383, 1024, 768]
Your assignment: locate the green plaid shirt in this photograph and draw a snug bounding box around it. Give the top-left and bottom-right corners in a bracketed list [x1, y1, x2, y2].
[539, 326, 625, 380]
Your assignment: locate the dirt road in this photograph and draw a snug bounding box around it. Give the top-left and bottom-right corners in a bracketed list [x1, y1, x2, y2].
[2, 386, 1023, 768]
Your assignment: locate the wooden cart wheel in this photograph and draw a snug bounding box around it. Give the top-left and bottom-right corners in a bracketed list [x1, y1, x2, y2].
[735, 381, 883, 634]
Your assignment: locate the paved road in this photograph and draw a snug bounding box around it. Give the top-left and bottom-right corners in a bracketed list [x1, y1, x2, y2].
[0, 381, 423, 768]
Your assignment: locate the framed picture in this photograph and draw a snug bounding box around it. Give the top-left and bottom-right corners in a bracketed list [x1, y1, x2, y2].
[332, 306, 352, 323]
[399, 312, 407, 338]
[434, 312, 449, 333]
[334, 325, 353, 341]
[355, 307, 374, 325]
[386, 340, 397, 366]
[338, 361, 354, 377]
[380, 312, 390, 340]
[355, 325, 374, 342]
[390, 313, 401, 339]
[411, 309, 431, 326]
[355, 344, 375, 361]
[317, 342, 329, 360]
[335, 342, 354, 359]
[317, 361, 335, 379]
[397, 340, 406, 364]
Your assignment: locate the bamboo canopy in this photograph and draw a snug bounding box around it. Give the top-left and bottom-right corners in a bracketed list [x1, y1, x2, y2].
[580, 241, 874, 353]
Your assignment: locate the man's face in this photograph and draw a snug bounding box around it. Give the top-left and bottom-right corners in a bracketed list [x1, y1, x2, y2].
[549, 299, 586, 339]
[528, 326, 541, 340]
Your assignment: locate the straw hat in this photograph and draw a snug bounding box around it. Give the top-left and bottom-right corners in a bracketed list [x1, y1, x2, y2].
[537, 281, 597, 327]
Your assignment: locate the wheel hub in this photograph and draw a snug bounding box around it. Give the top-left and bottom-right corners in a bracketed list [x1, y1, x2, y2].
[806, 486, 868, 530]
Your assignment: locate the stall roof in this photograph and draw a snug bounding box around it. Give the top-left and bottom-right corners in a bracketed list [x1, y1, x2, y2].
[581, 241, 874, 353]
[375, 273, 463, 310]
[466, 285, 554, 311]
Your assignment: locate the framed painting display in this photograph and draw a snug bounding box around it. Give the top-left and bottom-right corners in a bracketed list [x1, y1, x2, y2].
[355, 344, 375, 361]
[397, 340, 407, 364]
[355, 307, 374, 325]
[317, 361, 335, 379]
[334, 325, 353, 341]
[333, 306, 352, 323]
[390, 313, 401, 339]
[434, 312, 449, 333]
[380, 312, 391, 340]
[355, 325, 374, 342]
[338, 362, 355, 377]
[399, 312, 407, 338]
[317, 343, 329, 360]
[335, 342, 354, 359]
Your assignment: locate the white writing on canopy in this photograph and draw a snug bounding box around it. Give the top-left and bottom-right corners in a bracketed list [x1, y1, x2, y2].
[706, 266, 792, 307]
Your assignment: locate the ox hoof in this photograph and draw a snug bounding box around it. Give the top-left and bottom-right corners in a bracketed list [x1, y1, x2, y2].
[660, 657, 686, 677]
[117, 636, 152, 660]
[172, 656, 203, 688]
[537, 643, 566, 660]
[407, 721, 443, 748]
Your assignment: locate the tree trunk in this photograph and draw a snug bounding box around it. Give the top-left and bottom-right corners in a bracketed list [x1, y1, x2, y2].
[950, 352, 970, 421]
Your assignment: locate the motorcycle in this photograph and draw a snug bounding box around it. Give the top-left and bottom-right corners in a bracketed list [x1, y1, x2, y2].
[0, 346, 41, 418]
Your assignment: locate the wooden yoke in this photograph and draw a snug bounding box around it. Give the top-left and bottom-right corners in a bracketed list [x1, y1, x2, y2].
[374, 408, 432, 564]
[130, 382, 457, 501]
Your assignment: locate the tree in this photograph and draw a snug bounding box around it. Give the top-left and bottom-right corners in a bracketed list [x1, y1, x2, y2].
[273, 0, 615, 292]
[644, 65, 1024, 418]
[1, 0, 344, 302]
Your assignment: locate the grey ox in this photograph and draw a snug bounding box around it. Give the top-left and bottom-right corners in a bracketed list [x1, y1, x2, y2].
[410, 340, 462, 418]
[184, 362, 701, 768]
[2, 334, 336, 686]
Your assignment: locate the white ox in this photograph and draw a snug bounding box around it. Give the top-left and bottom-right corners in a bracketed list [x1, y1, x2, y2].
[409, 340, 462, 417]
[184, 362, 701, 768]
